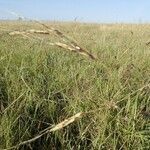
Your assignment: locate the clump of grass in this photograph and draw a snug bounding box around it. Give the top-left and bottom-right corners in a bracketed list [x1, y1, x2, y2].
[0, 21, 150, 150]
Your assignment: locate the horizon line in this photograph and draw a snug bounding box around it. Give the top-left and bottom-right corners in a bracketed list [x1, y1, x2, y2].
[0, 18, 150, 25]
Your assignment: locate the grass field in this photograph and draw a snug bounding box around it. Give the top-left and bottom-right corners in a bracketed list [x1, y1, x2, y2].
[0, 21, 150, 150]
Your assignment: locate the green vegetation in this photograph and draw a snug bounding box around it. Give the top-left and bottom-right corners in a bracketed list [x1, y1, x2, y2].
[0, 21, 150, 150]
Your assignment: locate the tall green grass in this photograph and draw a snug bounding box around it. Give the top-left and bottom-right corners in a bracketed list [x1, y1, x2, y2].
[0, 22, 150, 150]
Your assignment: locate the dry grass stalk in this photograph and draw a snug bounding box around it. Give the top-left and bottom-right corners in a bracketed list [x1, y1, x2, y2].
[4, 112, 83, 150]
[49, 112, 83, 132]
[9, 31, 33, 40]
[9, 26, 96, 60]
[9, 30, 50, 35]
[35, 22, 97, 60]
[50, 42, 96, 59]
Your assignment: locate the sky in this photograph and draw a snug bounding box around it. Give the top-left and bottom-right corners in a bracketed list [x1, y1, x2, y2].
[0, 0, 150, 23]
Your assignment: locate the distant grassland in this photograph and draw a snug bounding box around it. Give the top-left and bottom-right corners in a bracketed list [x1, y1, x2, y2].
[0, 21, 150, 150]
